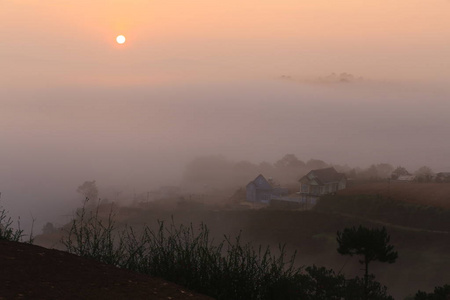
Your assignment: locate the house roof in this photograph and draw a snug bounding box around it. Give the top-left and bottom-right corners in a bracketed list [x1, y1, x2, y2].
[300, 167, 346, 185]
[246, 174, 273, 189]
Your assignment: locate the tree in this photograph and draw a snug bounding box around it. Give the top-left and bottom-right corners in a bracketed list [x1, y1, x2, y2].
[42, 222, 56, 235]
[391, 166, 409, 180]
[258, 161, 274, 174]
[273, 154, 306, 183]
[274, 154, 305, 169]
[414, 284, 450, 300]
[375, 163, 394, 179]
[304, 265, 346, 300]
[233, 160, 259, 184]
[306, 159, 328, 170]
[337, 226, 398, 300]
[414, 166, 434, 182]
[359, 165, 379, 180]
[77, 180, 99, 202]
[302, 265, 394, 300]
[345, 275, 394, 300]
[359, 164, 394, 181]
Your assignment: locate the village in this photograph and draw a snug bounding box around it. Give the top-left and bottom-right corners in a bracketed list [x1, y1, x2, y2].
[246, 167, 346, 209]
[245, 167, 450, 209]
[131, 158, 450, 212]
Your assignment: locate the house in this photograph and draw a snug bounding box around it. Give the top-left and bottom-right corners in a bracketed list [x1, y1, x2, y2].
[435, 172, 450, 183]
[246, 174, 288, 204]
[298, 167, 347, 205]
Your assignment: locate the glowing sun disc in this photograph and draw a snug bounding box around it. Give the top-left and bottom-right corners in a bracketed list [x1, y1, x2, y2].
[116, 35, 126, 44]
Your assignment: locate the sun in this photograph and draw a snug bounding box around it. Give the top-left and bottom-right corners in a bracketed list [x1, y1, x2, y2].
[116, 35, 126, 45]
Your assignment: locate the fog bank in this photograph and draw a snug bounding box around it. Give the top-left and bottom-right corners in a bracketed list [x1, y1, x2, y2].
[1, 79, 449, 231]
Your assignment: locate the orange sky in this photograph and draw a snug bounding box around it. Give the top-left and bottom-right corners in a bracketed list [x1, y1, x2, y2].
[1, 0, 450, 87]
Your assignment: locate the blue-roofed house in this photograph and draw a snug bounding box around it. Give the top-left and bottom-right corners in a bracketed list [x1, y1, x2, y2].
[246, 174, 289, 204]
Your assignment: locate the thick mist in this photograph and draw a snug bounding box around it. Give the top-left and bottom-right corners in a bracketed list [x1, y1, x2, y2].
[1, 79, 449, 232]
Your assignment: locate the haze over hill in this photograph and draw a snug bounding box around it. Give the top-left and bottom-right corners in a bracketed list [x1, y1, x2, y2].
[1, 79, 449, 233]
[2, 0, 450, 241]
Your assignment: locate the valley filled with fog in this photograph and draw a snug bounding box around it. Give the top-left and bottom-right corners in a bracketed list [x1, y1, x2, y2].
[1, 79, 449, 233]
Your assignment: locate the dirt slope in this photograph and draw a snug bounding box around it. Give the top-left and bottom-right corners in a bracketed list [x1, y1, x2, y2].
[0, 240, 213, 300]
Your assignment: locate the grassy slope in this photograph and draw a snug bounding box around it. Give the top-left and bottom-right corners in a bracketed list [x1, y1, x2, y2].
[60, 206, 449, 299]
[340, 182, 450, 209]
[34, 182, 450, 299]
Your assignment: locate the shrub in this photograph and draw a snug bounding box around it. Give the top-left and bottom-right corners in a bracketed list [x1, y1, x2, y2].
[0, 207, 23, 241]
[61, 203, 308, 299]
[414, 284, 450, 300]
[0, 205, 33, 243]
[61, 203, 394, 299]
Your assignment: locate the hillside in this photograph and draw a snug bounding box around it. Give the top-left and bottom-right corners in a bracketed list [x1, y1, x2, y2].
[0, 239, 213, 300]
[339, 182, 450, 208]
[31, 182, 450, 299]
[36, 206, 450, 300]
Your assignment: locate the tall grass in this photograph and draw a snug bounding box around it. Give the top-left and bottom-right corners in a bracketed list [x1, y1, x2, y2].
[61, 202, 307, 299]
[61, 202, 394, 300]
[62, 201, 126, 266]
[0, 207, 24, 242]
[0, 204, 34, 243]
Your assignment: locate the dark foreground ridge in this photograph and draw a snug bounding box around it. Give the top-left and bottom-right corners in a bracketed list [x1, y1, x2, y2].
[0, 240, 213, 300]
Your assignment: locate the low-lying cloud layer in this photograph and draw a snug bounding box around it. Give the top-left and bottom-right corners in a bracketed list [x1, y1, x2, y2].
[1, 79, 449, 231]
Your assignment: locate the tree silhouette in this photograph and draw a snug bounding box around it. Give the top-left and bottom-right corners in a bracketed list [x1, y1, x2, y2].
[306, 158, 328, 170]
[415, 284, 450, 300]
[274, 154, 305, 169]
[414, 166, 434, 182]
[77, 180, 99, 202]
[337, 226, 398, 300]
[42, 222, 56, 235]
[391, 166, 409, 180]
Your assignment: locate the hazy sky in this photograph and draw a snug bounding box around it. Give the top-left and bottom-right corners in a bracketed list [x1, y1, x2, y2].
[1, 0, 450, 229]
[2, 0, 450, 86]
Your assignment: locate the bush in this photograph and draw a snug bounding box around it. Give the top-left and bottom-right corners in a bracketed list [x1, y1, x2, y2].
[61, 203, 308, 299]
[61, 203, 395, 300]
[0, 205, 33, 243]
[344, 275, 394, 300]
[414, 284, 450, 300]
[302, 266, 393, 300]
